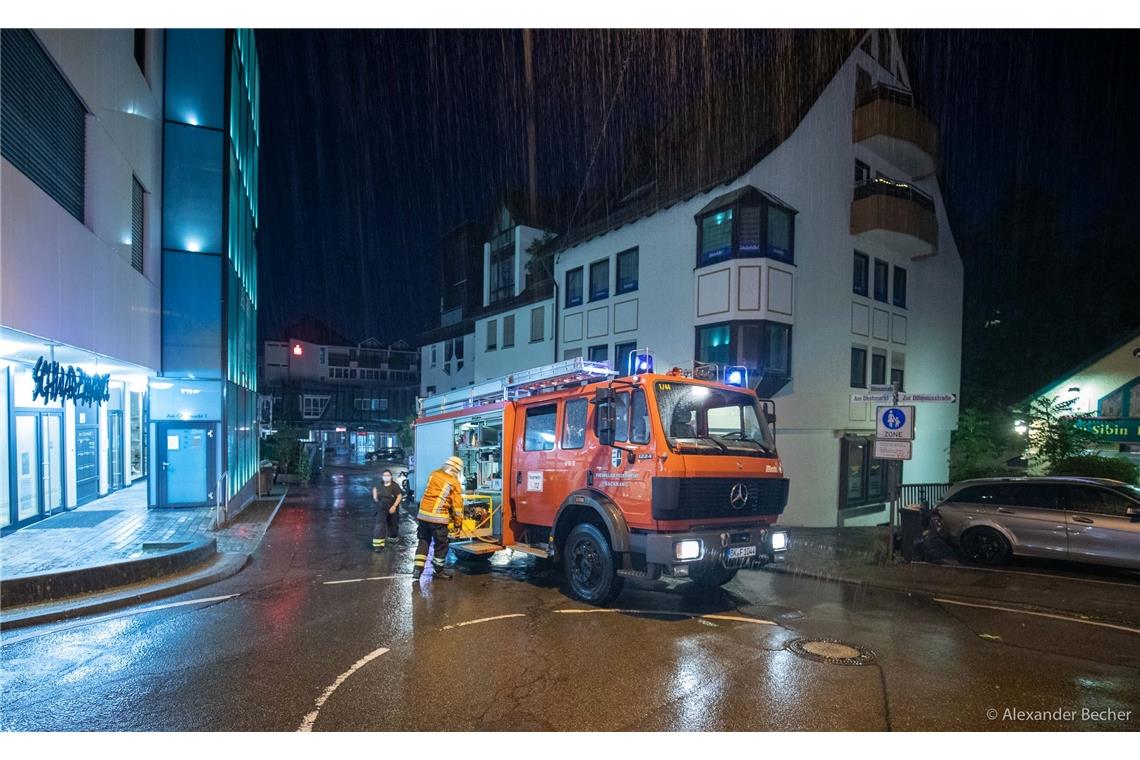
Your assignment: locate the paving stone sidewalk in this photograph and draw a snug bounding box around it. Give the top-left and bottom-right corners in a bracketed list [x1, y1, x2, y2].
[1, 483, 285, 581]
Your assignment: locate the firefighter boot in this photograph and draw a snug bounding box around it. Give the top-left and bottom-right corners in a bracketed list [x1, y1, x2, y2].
[432, 559, 453, 580]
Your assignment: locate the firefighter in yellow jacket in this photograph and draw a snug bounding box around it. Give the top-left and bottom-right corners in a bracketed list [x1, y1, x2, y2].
[413, 455, 466, 581]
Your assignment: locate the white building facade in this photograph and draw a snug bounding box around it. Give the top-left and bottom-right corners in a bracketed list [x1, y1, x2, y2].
[2, 29, 164, 529]
[427, 31, 963, 528]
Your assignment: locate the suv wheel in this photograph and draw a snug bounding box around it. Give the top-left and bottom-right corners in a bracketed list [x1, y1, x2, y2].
[959, 527, 1011, 565]
[564, 523, 624, 605]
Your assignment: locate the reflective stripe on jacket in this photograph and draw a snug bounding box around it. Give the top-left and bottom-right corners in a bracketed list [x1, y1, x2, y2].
[417, 468, 464, 525]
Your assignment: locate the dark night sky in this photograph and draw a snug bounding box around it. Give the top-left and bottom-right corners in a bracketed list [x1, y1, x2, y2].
[255, 29, 1140, 391]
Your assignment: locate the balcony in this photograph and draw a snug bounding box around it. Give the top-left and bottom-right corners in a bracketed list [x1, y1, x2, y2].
[853, 84, 938, 179]
[850, 178, 938, 260]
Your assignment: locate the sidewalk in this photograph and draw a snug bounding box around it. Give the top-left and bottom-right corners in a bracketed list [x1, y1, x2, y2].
[768, 527, 1140, 627]
[0, 481, 287, 628]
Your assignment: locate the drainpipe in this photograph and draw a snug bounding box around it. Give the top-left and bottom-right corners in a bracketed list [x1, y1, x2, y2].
[552, 252, 559, 363]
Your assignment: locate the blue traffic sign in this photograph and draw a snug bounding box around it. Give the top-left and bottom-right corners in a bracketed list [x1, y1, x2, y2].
[882, 408, 906, 430]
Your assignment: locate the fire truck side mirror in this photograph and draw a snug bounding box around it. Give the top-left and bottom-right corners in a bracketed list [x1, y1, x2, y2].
[594, 388, 617, 447]
[760, 399, 777, 426]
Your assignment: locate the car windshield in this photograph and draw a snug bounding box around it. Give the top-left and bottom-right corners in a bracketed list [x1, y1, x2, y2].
[653, 380, 775, 456]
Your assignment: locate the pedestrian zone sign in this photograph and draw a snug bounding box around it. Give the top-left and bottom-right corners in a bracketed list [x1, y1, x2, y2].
[875, 405, 915, 440]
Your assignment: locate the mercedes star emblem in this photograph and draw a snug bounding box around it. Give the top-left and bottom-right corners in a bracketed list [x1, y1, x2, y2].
[730, 482, 750, 510]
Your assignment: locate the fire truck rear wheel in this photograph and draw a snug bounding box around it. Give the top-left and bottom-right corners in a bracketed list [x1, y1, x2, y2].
[564, 523, 624, 605]
[688, 563, 738, 588]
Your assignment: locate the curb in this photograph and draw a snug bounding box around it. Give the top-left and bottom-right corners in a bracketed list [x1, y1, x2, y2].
[762, 562, 1140, 629]
[0, 552, 249, 630]
[0, 537, 218, 607]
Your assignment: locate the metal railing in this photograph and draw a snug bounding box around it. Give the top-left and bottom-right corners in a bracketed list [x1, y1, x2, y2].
[854, 176, 935, 212]
[897, 482, 950, 509]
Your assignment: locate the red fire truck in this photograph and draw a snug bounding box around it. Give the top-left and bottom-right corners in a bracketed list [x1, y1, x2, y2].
[414, 357, 788, 604]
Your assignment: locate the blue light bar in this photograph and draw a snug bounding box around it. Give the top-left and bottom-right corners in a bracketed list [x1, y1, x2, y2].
[725, 366, 748, 387]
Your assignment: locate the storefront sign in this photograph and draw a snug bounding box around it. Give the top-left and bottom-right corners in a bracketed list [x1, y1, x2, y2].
[1075, 418, 1140, 443]
[149, 379, 222, 421]
[31, 356, 110, 406]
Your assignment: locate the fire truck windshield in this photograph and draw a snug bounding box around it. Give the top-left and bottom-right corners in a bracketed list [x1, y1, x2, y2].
[653, 381, 775, 456]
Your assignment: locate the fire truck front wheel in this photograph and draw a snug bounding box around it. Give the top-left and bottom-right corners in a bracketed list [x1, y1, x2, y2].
[688, 563, 738, 588]
[564, 523, 624, 605]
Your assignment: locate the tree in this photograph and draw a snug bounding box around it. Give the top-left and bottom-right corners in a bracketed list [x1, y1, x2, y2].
[1023, 396, 1103, 471]
[949, 406, 1001, 481]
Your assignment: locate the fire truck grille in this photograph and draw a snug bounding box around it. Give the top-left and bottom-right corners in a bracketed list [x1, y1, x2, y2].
[651, 477, 789, 520]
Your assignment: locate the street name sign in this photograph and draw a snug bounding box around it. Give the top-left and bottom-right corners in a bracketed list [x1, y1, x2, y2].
[873, 439, 912, 460]
[851, 392, 894, 403]
[875, 405, 915, 440]
[899, 392, 958, 404]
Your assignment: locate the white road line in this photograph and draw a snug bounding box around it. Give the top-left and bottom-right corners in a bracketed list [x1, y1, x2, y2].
[1, 594, 240, 648]
[440, 613, 526, 630]
[554, 609, 776, 625]
[297, 646, 390, 732]
[921, 562, 1140, 589]
[322, 575, 402, 585]
[934, 597, 1140, 635]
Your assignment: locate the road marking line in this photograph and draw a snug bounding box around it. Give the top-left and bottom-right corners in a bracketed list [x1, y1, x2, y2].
[297, 646, 390, 732]
[1, 594, 240, 648]
[440, 613, 526, 630]
[934, 598, 1140, 635]
[322, 575, 402, 585]
[921, 562, 1140, 589]
[554, 609, 776, 625]
[701, 614, 777, 626]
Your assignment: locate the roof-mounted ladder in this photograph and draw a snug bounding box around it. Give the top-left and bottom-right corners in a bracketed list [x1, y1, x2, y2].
[418, 358, 616, 418]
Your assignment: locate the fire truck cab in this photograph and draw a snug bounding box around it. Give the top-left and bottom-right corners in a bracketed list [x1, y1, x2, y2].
[413, 357, 788, 604]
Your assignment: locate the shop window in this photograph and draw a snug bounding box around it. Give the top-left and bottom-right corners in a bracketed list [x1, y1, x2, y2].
[523, 404, 557, 451]
[616, 247, 639, 294]
[840, 435, 893, 509]
[589, 259, 609, 301]
[850, 347, 867, 388]
[893, 266, 907, 308]
[562, 398, 587, 450]
[873, 259, 889, 303]
[565, 267, 583, 307]
[853, 251, 869, 296]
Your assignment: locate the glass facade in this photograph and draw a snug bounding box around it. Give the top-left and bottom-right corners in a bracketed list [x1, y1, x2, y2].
[162, 29, 260, 504]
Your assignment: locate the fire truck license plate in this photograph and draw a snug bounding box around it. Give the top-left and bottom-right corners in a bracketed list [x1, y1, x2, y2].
[726, 546, 758, 560]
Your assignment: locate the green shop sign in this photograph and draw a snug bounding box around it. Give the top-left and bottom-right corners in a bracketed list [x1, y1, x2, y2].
[1075, 418, 1140, 443]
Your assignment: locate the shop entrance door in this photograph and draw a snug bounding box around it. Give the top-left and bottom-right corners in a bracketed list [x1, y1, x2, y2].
[156, 423, 215, 508]
[12, 412, 65, 525]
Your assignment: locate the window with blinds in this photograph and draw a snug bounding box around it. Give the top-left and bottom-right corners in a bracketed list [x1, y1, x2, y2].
[132, 177, 145, 274]
[0, 29, 87, 223]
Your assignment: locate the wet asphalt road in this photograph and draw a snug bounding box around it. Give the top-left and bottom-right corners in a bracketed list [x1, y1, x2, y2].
[2, 465, 1138, 731]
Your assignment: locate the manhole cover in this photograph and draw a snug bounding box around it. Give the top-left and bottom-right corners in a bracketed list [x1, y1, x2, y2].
[785, 638, 876, 666]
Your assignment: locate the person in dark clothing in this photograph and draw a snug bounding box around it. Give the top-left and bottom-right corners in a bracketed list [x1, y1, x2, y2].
[372, 469, 404, 550]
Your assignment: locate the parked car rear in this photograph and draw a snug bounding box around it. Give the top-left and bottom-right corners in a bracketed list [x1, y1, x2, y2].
[933, 477, 1140, 570]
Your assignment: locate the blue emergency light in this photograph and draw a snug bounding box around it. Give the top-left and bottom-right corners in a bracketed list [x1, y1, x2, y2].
[725, 366, 748, 387]
[628, 348, 655, 376]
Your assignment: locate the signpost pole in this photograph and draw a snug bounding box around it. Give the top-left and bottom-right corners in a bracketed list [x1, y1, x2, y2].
[886, 383, 898, 562]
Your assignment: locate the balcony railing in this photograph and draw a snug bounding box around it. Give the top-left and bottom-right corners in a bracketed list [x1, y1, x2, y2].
[854, 177, 934, 212]
[856, 82, 915, 109]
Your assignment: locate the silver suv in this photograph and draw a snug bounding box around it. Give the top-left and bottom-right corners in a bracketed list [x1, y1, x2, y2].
[932, 477, 1140, 569]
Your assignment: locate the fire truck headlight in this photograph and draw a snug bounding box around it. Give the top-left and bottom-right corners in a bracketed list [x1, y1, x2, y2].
[674, 540, 702, 561]
[770, 531, 788, 552]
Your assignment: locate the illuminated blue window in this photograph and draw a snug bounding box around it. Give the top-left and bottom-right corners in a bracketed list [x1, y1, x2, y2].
[162, 122, 223, 253]
[162, 250, 222, 378]
[164, 29, 225, 129]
